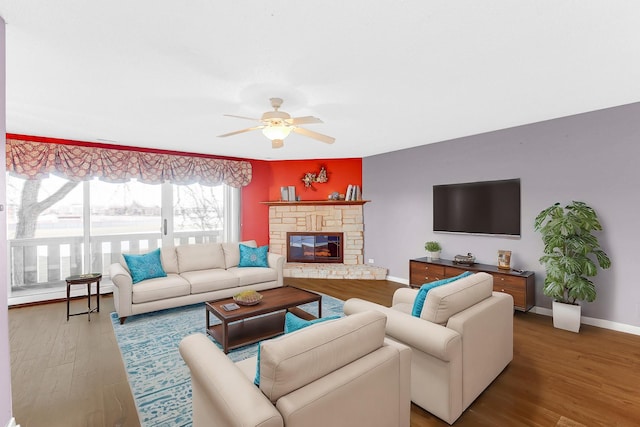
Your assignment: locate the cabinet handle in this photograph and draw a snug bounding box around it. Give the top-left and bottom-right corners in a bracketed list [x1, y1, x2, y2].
[501, 288, 505, 292]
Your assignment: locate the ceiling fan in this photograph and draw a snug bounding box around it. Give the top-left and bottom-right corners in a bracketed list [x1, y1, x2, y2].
[218, 98, 335, 149]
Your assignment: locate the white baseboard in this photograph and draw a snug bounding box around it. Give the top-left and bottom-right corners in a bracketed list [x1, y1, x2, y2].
[531, 306, 640, 336]
[8, 283, 114, 306]
[6, 417, 21, 427]
[386, 275, 409, 285]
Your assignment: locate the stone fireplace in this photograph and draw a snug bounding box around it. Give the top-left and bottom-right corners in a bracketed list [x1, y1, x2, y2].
[265, 201, 387, 280]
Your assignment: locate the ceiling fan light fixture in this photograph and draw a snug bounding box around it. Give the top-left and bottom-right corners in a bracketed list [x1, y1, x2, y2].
[220, 98, 334, 148]
[262, 123, 292, 141]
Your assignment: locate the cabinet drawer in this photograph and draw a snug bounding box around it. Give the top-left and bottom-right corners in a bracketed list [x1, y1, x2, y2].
[494, 285, 526, 308]
[492, 273, 526, 288]
[409, 261, 445, 286]
[445, 266, 469, 277]
[411, 273, 444, 286]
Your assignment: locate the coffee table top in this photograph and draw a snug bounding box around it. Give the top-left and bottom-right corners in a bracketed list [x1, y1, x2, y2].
[206, 286, 321, 321]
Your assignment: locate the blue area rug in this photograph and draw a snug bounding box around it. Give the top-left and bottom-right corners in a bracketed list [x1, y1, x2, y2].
[110, 293, 345, 427]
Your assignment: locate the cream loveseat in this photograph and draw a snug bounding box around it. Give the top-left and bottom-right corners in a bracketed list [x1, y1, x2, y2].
[343, 272, 513, 425]
[109, 240, 284, 324]
[179, 311, 412, 427]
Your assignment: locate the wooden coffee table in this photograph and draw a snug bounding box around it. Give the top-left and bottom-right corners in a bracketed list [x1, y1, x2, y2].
[205, 286, 322, 353]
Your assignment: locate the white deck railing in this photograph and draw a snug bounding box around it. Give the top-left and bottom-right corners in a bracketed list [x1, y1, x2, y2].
[8, 230, 222, 290]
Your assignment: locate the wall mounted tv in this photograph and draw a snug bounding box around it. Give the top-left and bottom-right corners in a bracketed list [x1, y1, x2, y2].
[433, 178, 521, 237]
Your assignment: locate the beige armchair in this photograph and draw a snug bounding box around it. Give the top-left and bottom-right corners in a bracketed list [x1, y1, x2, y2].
[343, 272, 513, 424]
[179, 310, 411, 427]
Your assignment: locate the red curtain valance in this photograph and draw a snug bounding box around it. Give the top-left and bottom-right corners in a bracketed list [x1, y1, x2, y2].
[6, 139, 252, 187]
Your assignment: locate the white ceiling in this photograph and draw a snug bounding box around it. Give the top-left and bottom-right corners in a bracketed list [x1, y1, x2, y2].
[1, 1, 639, 161]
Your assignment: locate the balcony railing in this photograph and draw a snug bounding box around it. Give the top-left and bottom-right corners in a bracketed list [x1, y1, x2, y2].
[9, 231, 223, 291]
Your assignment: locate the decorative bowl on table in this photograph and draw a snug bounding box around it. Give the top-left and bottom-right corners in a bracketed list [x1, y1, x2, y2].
[233, 290, 263, 306]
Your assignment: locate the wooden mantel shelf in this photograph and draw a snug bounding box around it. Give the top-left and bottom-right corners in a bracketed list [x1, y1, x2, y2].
[261, 200, 370, 206]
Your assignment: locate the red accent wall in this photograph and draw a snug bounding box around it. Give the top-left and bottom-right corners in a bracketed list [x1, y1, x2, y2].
[240, 158, 363, 246]
[8, 134, 362, 248]
[241, 160, 272, 246]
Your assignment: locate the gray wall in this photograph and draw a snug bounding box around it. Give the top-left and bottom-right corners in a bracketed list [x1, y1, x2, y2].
[363, 102, 640, 326]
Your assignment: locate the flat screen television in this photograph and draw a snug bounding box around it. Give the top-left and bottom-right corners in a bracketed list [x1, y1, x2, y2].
[433, 178, 521, 237]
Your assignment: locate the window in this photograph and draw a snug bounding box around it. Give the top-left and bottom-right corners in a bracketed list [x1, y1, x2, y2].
[173, 182, 225, 244]
[7, 174, 240, 303]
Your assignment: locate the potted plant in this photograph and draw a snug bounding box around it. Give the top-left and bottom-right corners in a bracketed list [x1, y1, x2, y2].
[534, 201, 611, 332]
[424, 241, 442, 260]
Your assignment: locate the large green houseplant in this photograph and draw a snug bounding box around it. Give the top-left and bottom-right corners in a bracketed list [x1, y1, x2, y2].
[534, 201, 611, 332]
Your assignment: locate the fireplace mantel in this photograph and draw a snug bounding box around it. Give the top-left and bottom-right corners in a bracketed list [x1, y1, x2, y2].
[261, 200, 369, 206]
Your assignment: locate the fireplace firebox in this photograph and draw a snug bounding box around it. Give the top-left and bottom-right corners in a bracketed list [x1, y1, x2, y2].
[287, 232, 343, 263]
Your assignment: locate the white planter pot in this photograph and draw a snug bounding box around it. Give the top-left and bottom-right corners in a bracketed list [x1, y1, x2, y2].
[427, 251, 441, 260]
[552, 301, 581, 333]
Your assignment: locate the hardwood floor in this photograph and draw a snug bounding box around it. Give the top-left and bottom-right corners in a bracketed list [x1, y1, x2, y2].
[8, 278, 640, 426]
[9, 295, 139, 427]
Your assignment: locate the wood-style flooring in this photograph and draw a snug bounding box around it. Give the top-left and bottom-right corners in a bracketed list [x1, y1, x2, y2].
[8, 278, 640, 426]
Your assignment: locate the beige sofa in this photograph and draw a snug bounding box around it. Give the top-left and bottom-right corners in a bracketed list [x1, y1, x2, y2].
[343, 272, 513, 425]
[179, 310, 412, 427]
[109, 240, 284, 324]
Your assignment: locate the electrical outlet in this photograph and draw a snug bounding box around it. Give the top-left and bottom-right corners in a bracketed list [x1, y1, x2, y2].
[368, 258, 375, 264]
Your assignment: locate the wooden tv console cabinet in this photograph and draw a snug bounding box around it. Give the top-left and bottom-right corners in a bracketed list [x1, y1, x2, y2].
[409, 257, 535, 312]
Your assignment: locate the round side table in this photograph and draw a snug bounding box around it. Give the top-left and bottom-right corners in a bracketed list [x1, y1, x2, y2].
[65, 273, 102, 321]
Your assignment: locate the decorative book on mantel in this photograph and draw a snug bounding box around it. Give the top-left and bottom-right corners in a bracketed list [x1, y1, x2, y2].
[345, 184, 362, 201]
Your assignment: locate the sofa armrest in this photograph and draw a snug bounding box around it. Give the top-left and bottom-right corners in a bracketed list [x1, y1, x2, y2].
[179, 334, 283, 427]
[109, 262, 132, 289]
[343, 298, 461, 362]
[392, 287, 419, 306]
[109, 262, 133, 320]
[268, 252, 285, 287]
[446, 292, 514, 408]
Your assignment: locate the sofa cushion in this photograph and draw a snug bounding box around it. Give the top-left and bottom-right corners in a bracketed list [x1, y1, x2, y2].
[254, 313, 342, 386]
[227, 266, 277, 286]
[180, 269, 240, 294]
[122, 249, 167, 284]
[421, 272, 493, 325]
[222, 240, 257, 268]
[159, 246, 179, 274]
[131, 273, 190, 304]
[175, 243, 225, 272]
[411, 271, 472, 317]
[259, 310, 386, 403]
[239, 244, 269, 268]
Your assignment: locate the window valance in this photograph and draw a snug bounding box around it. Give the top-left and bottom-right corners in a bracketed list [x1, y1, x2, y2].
[6, 139, 252, 187]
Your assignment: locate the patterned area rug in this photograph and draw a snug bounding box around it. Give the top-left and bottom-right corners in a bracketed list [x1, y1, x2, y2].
[110, 293, 345, 427]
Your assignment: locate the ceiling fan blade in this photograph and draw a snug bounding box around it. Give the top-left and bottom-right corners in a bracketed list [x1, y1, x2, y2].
[223, 114, 261, 121]
[286, 116, 323, 125]
[292, 127, 335, 144]
[218, 126, 263, 137]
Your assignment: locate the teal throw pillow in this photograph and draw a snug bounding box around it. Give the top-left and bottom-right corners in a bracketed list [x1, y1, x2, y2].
[284, 312, 341, 334]
[239, 244, 269, 268]
[411, 271, 473, 317]
[123, 248, 167, 284]
[254, 312, 341, 385]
